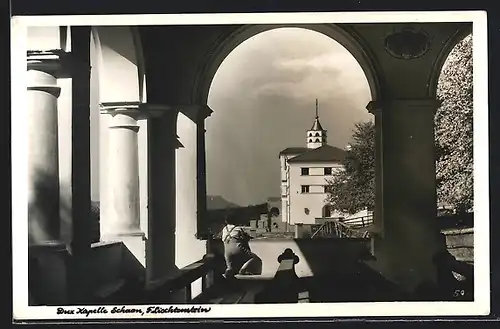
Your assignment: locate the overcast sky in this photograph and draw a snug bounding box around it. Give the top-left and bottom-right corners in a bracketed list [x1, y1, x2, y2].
[205, 27, 372, 206]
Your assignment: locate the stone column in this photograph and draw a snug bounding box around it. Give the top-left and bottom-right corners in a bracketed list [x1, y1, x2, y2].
[194, 106, 213, 240]
[175, 105, 212, 275]
[70, 26, 92, 255]
[27, 51, 70, 305]
[27, 52, 63, 246]
[145, 106, 180, 284]
[367, 99, 444, 290]
[100, 103, 145, 265]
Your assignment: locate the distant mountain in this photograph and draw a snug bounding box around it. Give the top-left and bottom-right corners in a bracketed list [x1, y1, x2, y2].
[91, 198, 240, 211]
[207, 195, 240, 210]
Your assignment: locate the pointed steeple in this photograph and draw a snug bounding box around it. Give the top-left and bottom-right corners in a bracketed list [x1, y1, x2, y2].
[306, 99, 328, 149]
[311, 99, 324, 131]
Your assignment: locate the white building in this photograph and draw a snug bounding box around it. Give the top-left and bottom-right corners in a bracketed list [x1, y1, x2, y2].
[279, 101, 369, 226]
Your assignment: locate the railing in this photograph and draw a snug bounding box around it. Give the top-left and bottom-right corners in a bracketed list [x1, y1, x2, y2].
[140, 254, 225, 304]
[342, 213, 374, 229]
[255, 248, 308, 303]
[311, 219, 370, 239]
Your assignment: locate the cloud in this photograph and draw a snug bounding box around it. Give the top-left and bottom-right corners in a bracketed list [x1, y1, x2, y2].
[206, 27, 373, 206]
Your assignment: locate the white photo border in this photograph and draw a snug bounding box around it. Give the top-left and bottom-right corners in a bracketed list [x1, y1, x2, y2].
[11, 10, 490, 320]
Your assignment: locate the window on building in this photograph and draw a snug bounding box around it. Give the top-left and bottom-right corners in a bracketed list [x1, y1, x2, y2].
[315, 132, 320, 137]
[308, 133, 313, 137]
[315, 138, 320, 142]
[301, 168, 309, 176]
[324, 167, 332, 175]
[301, 185, 310, 193]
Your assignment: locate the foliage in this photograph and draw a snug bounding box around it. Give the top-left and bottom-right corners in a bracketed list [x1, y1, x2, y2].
[435, 34, 473, 213]
[269, 207, 280, 217]
[326, 34, 473, 215]
[326, 121, 375, 215]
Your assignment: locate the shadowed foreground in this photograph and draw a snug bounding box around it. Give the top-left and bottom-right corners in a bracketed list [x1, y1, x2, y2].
[29, 237, 473, 305]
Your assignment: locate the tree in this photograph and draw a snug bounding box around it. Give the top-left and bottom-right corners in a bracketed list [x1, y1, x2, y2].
[435, 34, 473, 213]
[326, 121, 375, 215]
[326, 34, 473, 215]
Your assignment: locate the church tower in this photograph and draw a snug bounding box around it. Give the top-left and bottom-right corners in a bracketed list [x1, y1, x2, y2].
[306, 99, 327, 149]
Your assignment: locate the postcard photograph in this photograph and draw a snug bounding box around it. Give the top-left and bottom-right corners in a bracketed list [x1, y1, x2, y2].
[11, 11, 489, 321]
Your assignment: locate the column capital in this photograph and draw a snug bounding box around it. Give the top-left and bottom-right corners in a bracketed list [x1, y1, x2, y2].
[366, 99, 442, 115]
[27, 69, 62, 98]
[100, 102, 180, 119]
[180, 104, 213, 123]
[100, 101, 142, 115]
[27, 50, 72, 78]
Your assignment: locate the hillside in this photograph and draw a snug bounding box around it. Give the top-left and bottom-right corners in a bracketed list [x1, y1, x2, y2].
[206, 195, 240, 210]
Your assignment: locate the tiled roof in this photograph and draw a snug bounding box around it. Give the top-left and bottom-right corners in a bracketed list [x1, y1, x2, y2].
[287, 144, 345, 163]
[279, 147, 309, 156]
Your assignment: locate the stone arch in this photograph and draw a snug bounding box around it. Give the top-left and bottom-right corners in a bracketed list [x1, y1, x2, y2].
[192, 24, 383, 104]
[427, 25, 472, 98]
[91, 26, 146, 103]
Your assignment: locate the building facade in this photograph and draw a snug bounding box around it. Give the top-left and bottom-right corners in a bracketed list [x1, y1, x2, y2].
[280, 101, 369, 225]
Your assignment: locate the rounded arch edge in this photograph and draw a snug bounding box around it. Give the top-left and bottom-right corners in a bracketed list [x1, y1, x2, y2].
[427, 24, 472, 99]
[192, 23, 384, 105]
[90, 26, 143, 104]
[130, 27, 147, 103]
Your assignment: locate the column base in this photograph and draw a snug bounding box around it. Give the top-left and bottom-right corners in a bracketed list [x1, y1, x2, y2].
[100, 231, 146, 267]
[99, 231, 147, 291]
[29, 241, 70, 306]
[29, 240, 67, 253]
[366, 225, 447, 297]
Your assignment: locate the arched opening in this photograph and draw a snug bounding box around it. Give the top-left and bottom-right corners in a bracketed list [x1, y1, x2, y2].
[322, 205, 332, 218]
[434, 32, 473, 220]
[195, 24, 382, 104]
[428, 26, 472, 98]
[315, 132, 320, 137]
[204, 27, 374, 233]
